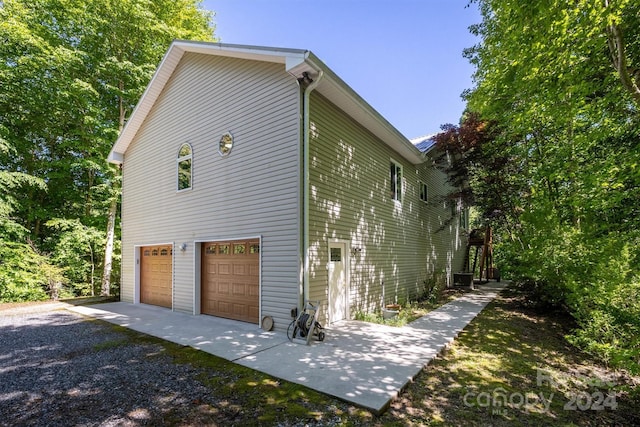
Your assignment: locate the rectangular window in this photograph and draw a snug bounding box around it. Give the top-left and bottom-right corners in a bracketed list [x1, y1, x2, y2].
[330, 247, 342, 262]
[390, 160, 402, 201]
[460, 208, 468, 229]
[419, 181, 428, 203]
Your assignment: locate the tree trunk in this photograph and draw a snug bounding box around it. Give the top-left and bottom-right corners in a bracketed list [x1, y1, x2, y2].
[101, 87, 126, 297]
[604, 6, 640, 106]
[101, 194, 117, 296]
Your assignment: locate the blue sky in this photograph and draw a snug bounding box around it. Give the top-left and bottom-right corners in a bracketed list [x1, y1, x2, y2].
[201, 0, 480, 139]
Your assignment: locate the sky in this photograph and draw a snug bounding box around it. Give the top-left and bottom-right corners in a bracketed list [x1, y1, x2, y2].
[201, 0, 480, 140]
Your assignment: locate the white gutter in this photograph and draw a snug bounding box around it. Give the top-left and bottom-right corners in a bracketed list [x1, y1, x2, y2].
[301, 68, 324, 306]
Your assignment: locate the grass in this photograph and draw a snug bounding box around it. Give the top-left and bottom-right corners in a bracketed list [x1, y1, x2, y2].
[40, 286, 640, 425]
[377, 287, 640, 426]
[354, 286, 473, 327]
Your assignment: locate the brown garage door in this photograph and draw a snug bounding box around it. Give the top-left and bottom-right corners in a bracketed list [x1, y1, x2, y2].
[201, 239, 260, 323]
[140, 245, 173, 308]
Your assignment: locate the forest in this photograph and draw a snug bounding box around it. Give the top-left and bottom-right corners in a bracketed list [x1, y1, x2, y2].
[434, 0, 640, 373]
[0, 0, 215, 300]
[1, 0, 638, 373]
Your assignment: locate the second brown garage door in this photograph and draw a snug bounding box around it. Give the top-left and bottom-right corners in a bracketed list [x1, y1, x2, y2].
[201, 239, 260, 323]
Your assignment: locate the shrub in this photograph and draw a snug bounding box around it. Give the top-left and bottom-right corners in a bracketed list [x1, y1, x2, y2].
[500, 219, 640, 373]
[0, 240, 67, 302]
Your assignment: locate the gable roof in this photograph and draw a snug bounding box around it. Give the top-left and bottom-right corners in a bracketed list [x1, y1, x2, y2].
[108, 40, 425, 165]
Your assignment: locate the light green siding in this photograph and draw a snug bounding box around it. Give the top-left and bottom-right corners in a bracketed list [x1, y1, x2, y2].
[307, 93, 466, 323]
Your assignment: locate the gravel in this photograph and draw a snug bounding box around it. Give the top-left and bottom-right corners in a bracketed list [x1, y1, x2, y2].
[0, 308, 217, 426]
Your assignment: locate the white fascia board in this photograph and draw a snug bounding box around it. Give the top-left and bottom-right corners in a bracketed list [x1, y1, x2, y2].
[177, 40, 308, 65]
[107, 151, 123, 165]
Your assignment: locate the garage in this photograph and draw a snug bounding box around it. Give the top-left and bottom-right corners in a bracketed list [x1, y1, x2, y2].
[201, 239, 260, 323]
[140, 244, 173, 308]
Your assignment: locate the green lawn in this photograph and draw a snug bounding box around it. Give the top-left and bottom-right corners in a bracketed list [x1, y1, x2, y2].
[377, 287, 640, 426]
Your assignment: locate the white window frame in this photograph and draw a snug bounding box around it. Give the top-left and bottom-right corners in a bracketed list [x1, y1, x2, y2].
[390, 159, 403, 202]
[177, 143, 193, 192]
[419, 180, 428, 203]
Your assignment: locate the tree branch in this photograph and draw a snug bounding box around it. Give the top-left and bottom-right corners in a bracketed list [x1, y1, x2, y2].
[606, 19, 640, 106]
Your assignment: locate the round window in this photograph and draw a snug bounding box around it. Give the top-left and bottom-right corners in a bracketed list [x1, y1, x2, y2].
[219, 132, 233, 156]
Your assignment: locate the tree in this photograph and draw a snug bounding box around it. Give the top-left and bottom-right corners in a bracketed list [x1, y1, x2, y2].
[432, 113, 526, 240]
[0, 0, 216, 298]
[464, 0, 640, 371]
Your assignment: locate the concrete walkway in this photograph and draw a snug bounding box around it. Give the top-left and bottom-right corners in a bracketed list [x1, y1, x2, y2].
[67, 282, 506, 413]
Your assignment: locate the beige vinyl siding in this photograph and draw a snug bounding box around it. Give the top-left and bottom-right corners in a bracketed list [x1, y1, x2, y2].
[120, 53, 301, 330]
[307, 93, 466, 323]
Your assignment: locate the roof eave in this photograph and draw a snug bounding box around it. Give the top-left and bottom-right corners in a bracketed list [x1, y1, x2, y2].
[296, 53, 424, 164]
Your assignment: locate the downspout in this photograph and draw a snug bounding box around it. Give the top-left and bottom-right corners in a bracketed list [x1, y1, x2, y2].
[301, 69, 323, 306]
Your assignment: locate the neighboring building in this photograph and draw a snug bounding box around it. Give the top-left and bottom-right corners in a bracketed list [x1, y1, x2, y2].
[108, 41, 468, 331]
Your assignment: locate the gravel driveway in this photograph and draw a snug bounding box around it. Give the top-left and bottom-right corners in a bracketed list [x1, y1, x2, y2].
[0, 308, 218, 426]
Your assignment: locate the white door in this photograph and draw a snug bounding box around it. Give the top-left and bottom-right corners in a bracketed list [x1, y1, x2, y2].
[328, 242, 347, 323]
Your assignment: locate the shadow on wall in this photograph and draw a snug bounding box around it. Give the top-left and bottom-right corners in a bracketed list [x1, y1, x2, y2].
[307, 111, 466, 320]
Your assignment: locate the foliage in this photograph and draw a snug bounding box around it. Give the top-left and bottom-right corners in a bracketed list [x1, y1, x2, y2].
[0, 240, 68, 301]
[46, 218, 105, 296]
[0, 0, 215, 300]
[461, 0, 640, 371]
[432, 114, 527, 238]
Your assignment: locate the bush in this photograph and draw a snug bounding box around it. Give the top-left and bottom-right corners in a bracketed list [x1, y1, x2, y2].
[500, 219, 640, 373]
[0, 240, 67, 302]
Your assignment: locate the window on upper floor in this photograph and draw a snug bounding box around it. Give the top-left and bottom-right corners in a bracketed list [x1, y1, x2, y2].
[177, 143, 192, 191]
[390, 160, 402, 202]
[460, 207, 469, 229]
[419, 181, 428, 203]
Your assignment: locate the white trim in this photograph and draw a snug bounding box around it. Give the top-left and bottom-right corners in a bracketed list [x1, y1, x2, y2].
[134, 242, 175, 310]
[419, 180, 428, 203]
[193, 235, 263, 325]
[328, 238, 351, 322]
[390, 158, 403, 203]
[217, 131, 234, 157]
[176, 143, 193, 192]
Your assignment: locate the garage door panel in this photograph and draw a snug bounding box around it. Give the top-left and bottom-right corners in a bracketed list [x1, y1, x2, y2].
[218, 301, 231, 314]
[233, 264, 247, 275]
[232, 283, 246, 296]
[248, 286, 259, 297]
[218, 263, 232, 275]
[218, 281, 230, 294]
[201, 239, 259, 323]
